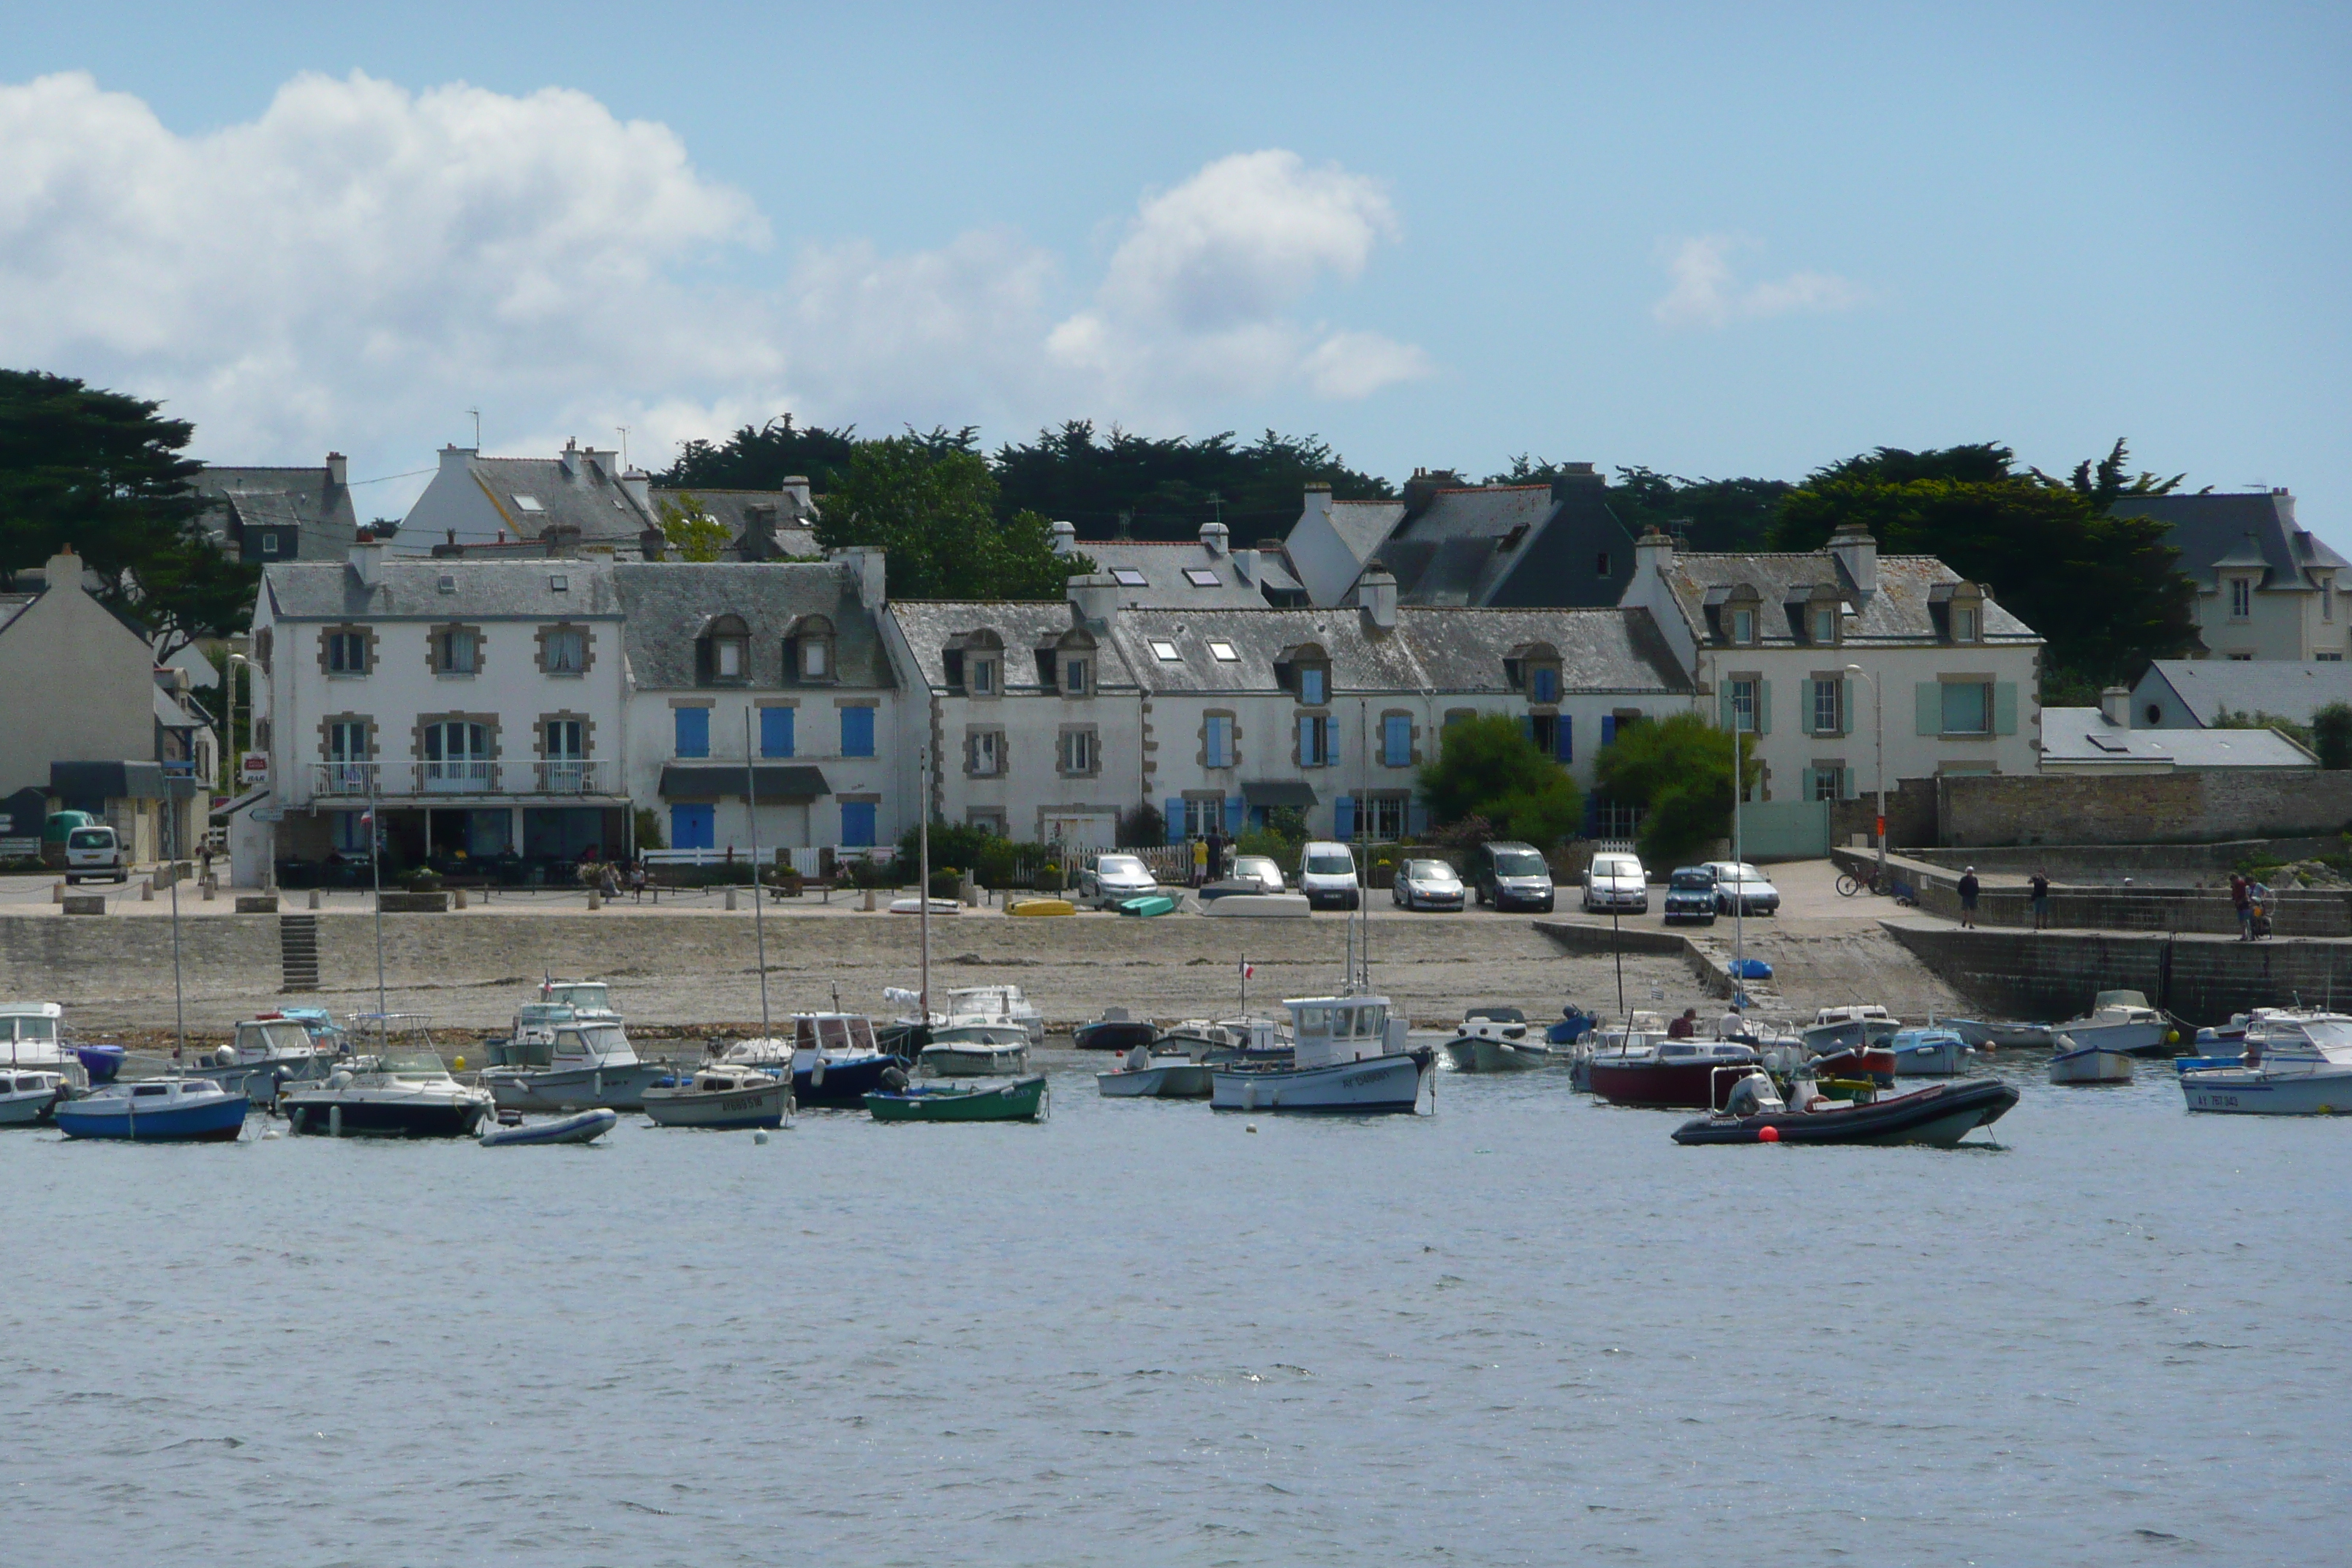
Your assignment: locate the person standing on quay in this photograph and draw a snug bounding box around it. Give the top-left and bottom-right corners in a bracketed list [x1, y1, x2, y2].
[2231, 872, 2252, 940]
[2030, 870, 2051, 932]
[1205, 825, 1226, 885]
[1957, 866, 1980, 929]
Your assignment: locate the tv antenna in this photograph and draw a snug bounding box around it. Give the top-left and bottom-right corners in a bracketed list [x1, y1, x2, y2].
[465, 407, 481, 448]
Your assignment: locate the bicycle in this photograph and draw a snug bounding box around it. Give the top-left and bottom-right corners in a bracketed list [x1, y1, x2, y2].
[1836, 869, 1918, 907]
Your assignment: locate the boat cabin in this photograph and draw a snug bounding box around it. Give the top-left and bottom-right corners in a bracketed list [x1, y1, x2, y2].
[549, 1022, 640, 1070]
[0, 1003, 67, 1066]
[541, 981, 616, 1016]
[1284, 995, 1406, 1069]
[232, 1017, 320, 1063]
[791, 1014, 883, 1057]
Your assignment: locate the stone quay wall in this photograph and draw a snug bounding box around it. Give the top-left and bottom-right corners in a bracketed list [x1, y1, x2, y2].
[1882, 924, 2352, 1026]
[1830, 848, 2352, 938]
[1901, 839, 2342, 886]
[1937, 770, 2352, 849]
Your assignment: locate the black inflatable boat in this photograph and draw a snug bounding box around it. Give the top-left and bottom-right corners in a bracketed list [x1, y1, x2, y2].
[1672, 1078, 2020, 1147]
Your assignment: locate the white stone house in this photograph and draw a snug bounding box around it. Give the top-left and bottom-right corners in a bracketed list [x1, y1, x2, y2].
[2108, 489, 2348, 661]
[613, 551, 900, 863]
[402, 440, 659, 552]
[1618, 524, 2043, 803]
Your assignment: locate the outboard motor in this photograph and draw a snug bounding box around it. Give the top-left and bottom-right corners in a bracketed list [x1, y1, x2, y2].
[1723, 1070, 1784, 1118]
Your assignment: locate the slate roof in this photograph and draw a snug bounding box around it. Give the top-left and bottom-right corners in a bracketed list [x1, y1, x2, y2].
[263, 559, 625, 622]
[1104, 607, 1428, 696]
[649, 487, 821, 561]
[1068, 540, 1289, 608]
[1325, 499, 1408, 561]
[1657, 553, 2039, 645]
[889, 601, 1133, 693]
[2138, 659, 2352, 728]
[2040, 708, 2314, 767]
[611, 561, 892, 690]
[1397, 606, 1690, 694]
[2109, 491, 2347, 589]
[1373, 486, 1558, 606]
[461, 453, 653, 545]
[195, 464, 360, 555]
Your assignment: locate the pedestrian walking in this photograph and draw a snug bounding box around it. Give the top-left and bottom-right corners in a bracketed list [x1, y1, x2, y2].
[1191, 836, 1208, 888]
[2029, 870, 2050, 932]
[2230, 872, 2252, 940]
[1957, 866, 1980, 929]
[1205, 826, 1226, 884]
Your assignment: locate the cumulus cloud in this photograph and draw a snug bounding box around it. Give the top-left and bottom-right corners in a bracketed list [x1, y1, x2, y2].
[1651, 234, 1868, 328]
[0, 74, 1422, 489]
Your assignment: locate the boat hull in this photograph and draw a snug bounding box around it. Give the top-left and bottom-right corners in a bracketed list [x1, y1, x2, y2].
[55, 1094, 250, 1142]
[1210, 1049, 1430, 1115]
[2181, 1067, 2352, 1115]
[1073, 1019, 1159, 1053]
[284, 1096, 490, 1139]
[1943, 1019, 2054, 1049]
[866, 1075, 1047, 1123]
[644, 1079, 788, 1129]
[1096, 1063, 1215, 1098]
[792, 1053, 902, 1109]
[486, 1061, 671, 1112]
[187, 1054, 335, 1104]
[1891, 1041, 1968, 1077]
[481, 1108, 619, 1145]
[0, 1088, 67, 1126]
[1588, 1054, 1754, 1109]
[919, 1041, 1030, 1077]
[2048, 1044, 2134, 1084]
[1673, 1080, 2021, 1147]
[1442, 1037, 1551, 1073]
[2057, 1018, 2173, 1056]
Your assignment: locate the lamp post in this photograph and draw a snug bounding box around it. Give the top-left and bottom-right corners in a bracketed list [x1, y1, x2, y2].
[1845, 663, 1885, 888]
[224, 653, 248, 794]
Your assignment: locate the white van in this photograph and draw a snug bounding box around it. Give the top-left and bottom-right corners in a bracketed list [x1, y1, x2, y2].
[63, 825, 129, 886]
[1298, 840, 1361, 911]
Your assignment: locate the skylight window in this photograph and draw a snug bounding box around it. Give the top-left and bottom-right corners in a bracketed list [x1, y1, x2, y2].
[513, 494, 544, 513]
[1149, 639, 1180, 661]
[550, 574, 568, 592]
[437, 574, 456, 594]
[1184, 568, 1221, 587]
[1112, 568, 1148, 587]
[1207, 640, 1239, 662]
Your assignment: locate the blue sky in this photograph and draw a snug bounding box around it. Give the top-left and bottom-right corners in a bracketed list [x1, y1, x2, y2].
[5, 2, 2346, 545]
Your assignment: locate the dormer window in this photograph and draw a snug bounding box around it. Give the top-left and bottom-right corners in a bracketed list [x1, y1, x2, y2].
[786, 614, 836, 684]
[1300, 666, 1327, 706]
[1065, 656, 1088, 695]
[1531, 666, 1560, 704]
[971, 655, 997, 696]
[1952, 605, 1978, 642]
[698, 614, 750, 685]
[1810, 606, 1838, 645]
[1731, 608, 1756, 644]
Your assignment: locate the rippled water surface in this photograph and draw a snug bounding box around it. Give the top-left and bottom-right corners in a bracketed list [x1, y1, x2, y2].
[7, 1058, 2348, 1566]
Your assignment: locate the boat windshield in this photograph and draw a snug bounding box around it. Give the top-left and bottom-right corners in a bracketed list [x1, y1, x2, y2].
[1292, 1003, 1330, 1035]
[376, 1048, 448, 1077]
[816, 1015, 851, 1051]
[546, 984, 611, 1011]
[235, 1020, 315, 1057]
[848, 1017, 878, 1050]
[517, 1004, 571, 1026]
[7, 1016, 59, 1042]
[570, 1025, 632, 1061]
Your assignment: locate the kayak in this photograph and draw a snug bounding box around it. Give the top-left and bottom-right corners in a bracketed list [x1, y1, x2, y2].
[865, 1075, 1047, 1123]
[1672, 1079, 2019, 1147]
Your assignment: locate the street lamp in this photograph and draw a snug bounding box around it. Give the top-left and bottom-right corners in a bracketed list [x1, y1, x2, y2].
[224, 653, 249, 794]
[1844, 663, 1886, 888]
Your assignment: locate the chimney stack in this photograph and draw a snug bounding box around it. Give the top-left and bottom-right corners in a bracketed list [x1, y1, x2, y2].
[1067, 572, 1120, 631]
[2100, 686, 2131, 728]
[1200, 519, 1229, 556]
[834, 546, 887, 610]
[780, 476, 814, 520]
[325, 451, 348, 487]
[347, 532, 385, 589]
[559, 439, 580, 477]
[1049, 520, 1078, 557]
[1302, 482, 1333, 528]
[1633, 524, 1675, 582]
[621, 467, 652, 513]
[1828, 522, 1878, 597]
[1356, 563, 1398, 633]
[639, 526, 667, 561]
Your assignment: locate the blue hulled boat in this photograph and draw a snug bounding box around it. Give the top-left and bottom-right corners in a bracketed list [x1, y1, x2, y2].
[54, 1078, 249, 1143]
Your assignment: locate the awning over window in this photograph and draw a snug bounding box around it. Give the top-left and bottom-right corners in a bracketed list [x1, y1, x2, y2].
[50, 761, 174, 803]
[657, 764, 830, 802]
[1241, 780, 1318, 809]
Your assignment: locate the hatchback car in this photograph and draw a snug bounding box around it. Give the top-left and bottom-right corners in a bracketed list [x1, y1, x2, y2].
[1705, 862, 1781, 916]
[1228, 855, 1286, 895]
[1298, 841, 1362, 911]
[1662, 867, 1719, 924]
[1077, 853, 1159, 909]
[1391, 858, 1466, 911]
[1581, 852, 1649, 914]
[1468, 840, 1557, 912]
[62, 825, 129, 886]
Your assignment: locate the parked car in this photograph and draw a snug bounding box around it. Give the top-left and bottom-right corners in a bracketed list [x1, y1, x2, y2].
[62, 823, 129, 886]
[1077, 853, 1159, 909]
[1662, 866, 1720, 924]
[1392, 858, 1466, 911]
[1468, 840, 1557, 912]
[1581, 851, 1648, 914]
[1298, 841, 1361, 911]
[1228, 855, 1286, 895]
[1705, 861, 1781, 916]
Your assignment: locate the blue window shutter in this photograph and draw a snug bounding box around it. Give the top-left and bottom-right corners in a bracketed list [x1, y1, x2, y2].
[1600, 715, 1617, 747]
[1757, 680, 1773, 736]
[760, 706, 794, 758]
[1915, 682, 1940, 736]
[1994, 681, 2019, 735]
[1335, 795, 1355, 840]
[840, 801, 876, 847]
[1298, 715, 1316, 767]
[674, 706, 709, 758]
[1520, 715, 1537, 746]
[1326, 716, 1338, 769]
[1164, 799, 1186, 844]
[1224, 796, 1244, 836]
[1557, 714, 1573, 764]
[840, 706, 875, 757]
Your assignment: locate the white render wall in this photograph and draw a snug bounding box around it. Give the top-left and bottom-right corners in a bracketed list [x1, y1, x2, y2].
[619, 689, 902, 855]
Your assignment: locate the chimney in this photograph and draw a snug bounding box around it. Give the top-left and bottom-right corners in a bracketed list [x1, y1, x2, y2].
[1233, 549, 1256, 585]
[325, 451, 348, 487]
[1828, 521, 1878, 596]
[780, 475, 814, 519]
[621, 467, 652, 513]
[1302, 482, 1333, 529]
[1633, 524, 1675, 582]
[1401, 469, 1444, 516]
[1049, 520, 1078, 557]
[347, 532, 385, 589]
[1356, 562, 1398, 633]
[834, 546, 886, 609]
[1067, 571, 1120, 631]
[639, 526, 667, 562]
[2100, 686, 2131, 728]
[559, 439, 579, 477]
[740, 502, 779, 560]
[439, 442, 475, 472]
[1200, 519, 1229, 557]
[1548, 461, 1601, 501]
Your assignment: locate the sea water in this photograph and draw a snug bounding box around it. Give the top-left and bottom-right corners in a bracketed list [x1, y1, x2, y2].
[4, 1059, 2345, 1566]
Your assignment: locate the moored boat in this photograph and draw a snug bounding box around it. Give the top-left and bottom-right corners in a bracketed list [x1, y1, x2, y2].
[1672, 1069, 2019, 1147]
[283, 1020, 494, 1138]
[866, 1074, 1048, 1123]
[482, 1017, 669, 1112]
[1074, 1008, 1158, 1053]
[2179, 1010, 2352, 1115]
[2047, 1035, 2134, 1085]
[185, 1013, 335, 1103]
[1210, 993, 1431, 1115]
[1803, 1006, 1898, 1084]
[1943, 1017, 2056, 1050]
[1441, 1009, 1553, 1072]
[2052, 990, 2176, 1057]
[1096, 1044, 1215, 1098]
[644, 1066, 788, 1130]
[480, 1107, 619, 1146]
[1889, 1027, 1970, 1077]
[0, 1069, 71, 1127]
[55, 1077, 249, 1143]
[1588, 1036, 1760, 1108]
[717, 1014, 906, 1107]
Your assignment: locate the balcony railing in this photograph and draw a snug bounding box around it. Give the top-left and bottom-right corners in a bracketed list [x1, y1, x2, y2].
[313, 762, 380, 796]
[309, 760, 615, 798]
[420, 761, 499, 794]
[535, 759, 607, 794]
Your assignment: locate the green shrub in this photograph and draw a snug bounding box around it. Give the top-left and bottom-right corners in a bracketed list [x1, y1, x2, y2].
[1417, 714, 1582, 850]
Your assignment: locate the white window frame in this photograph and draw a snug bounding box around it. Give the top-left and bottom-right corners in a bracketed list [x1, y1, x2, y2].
[2229, 577, 2253, 619]
[1940, 679, 1992, 736]
[967, 730, 1003, 777]
[1812, 678, 1842, 736]
[1731, 608, 1756, 644]
[1058, 728, 1099, 777]
[1729, 677, 1758, 733]
[543, 627, 586, 674]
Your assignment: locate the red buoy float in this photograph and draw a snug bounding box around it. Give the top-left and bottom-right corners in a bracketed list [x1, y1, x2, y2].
[1757, 1123, 1781, 1144]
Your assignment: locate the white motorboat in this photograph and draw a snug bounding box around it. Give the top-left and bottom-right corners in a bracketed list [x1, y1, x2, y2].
[2051, 990, 2175, 1057]
[1943, 1017, 2057, 1049]
[482, 1018, 669, 1112]
[1162, 1016, 1294, 1064]
[1441, 1011, 1553, 1073]
[1889, 1028, 1971, 1077]
[918, 1028, 1030, 1077]
[0, 1002, 72, 1069]
[491, 980, 622, 1067]
[185, 1014, 335, 1102]
[1096, 1044, 1215, 1099]
[284, 1019, 494, 1138]
[0, 1069, 72, 1127]
[644, 1065, 790, 1129]
[943, 985, 1045, 1047]
[1210, 993, 1431, 1114]
[2180, 1010, 2352, 1115]
[2047, 1033, 2135, 1085]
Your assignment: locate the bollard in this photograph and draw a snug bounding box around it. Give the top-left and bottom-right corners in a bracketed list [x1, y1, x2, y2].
[453, 888, 468, 911]
[307, 888, 320, 911]
[141, 878, 154, 902]
[588, 889, 602, 911]
[201, 875, 216, 901]
[725, 887, 739, 911]
[51, 881, 63, 904]
[863, 887, 877, 912]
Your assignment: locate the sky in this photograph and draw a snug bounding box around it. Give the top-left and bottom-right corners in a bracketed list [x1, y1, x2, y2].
[4, 1, 2347, 547]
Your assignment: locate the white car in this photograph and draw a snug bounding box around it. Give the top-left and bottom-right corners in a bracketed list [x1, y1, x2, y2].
[1391, 858, 1466, 911]
[1298, 841, 1361, 911]
[1704, 862, 1782, 916]
[1581, 852, 1648, 914]
[1079, 853, 1160, 909]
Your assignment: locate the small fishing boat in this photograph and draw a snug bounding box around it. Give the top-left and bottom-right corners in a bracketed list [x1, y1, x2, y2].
[1441, 1009, 1553, 1073]
[1162, 1016, 1293, 1064]
[74, 1044, 125, 1084]
[0, 1069, 72, 1127]
[917, 1028, 1030, 1077]
[1545, 1006, 1600, 1047]
[2047, 1034, 2134, 1085]
[1672, 1069, 2019, 1147]
[1, 1003, 76, 1077]
[481, 1017, 669, 1112]
[1588, 1036, 1760, 1108]
[1200, 892, 1312, 918]
[1942, 1017, 2056, 1049]
[717, 1014, 905, 1107]
[643, 1066, 788, 1130]
[1117, 894, 1178, 917]
[186, 1013, 335, 1103]
[1096, 1044, 1215, 1099]
[1210, 994, 1432, 1115]
[479, 1107, 618, 1146]
[1889, 1027, 1970, 1077]
[2179, 1010, 2352, 1115]
[889, 896, 961, 916]
[55, 1077, 249, 1143]
[2051, 990, 2176, 1057]
[1074, 1008, 1158, 1054]
[283, 1020, 494, 1138]
[1802, 1006, 1899, 1084]
[866, 1074, 1048, 1123]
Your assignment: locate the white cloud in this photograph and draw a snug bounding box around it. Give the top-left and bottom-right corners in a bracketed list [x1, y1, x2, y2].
[0, 74, 1423, 488]
[1652, 234, 1868, 328]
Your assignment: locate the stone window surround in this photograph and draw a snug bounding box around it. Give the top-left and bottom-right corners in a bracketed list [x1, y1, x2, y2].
[1377, 706, 1421, 768]
[1937, 674, 1998, 740]
[1294, 712, 1336, 769]
[426, 622, 487, 676]
[1198, 709, 1242, 770]
[410, 710, 502, 791]
[1807, 670, 1847, 737]
[317, 712, 376, 761]
[786, 615, 837, 685]
[1809, 758, 1848, 801]
[317, 624, 376, 678]
[965, 723, 1007, 777]
[1726, 669, 1764, 732]
[1057, 723, 1101, 777]
[535, 622, 595, 676]
[533, 710, 597, 758]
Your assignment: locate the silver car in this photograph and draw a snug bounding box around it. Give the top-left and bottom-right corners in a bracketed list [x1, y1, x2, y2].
[1582, 852, 1649, 914]
[1079, 853, 1160, 909]
[1228, 855, 1286, 894]
[1704, 861, 1781, 916]
[1391, 858, 1465, 911]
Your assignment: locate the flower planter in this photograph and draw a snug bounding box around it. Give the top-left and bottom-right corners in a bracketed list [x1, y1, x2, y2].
[377, 891, 451, 913]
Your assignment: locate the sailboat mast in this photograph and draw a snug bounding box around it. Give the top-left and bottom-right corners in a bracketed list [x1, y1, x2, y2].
[1733, 723, 1744, 987]
[743, 712, 772, 1051]
[369, 761, 387, 1049]
[919, 745, 931, 1021]
[170, 860, 185, 1068]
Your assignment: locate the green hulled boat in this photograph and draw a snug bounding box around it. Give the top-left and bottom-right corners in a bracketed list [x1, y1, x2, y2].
[864, 1074, 1048, 1123]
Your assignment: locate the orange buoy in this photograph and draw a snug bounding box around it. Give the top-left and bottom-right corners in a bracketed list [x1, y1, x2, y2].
[1758, 1124, 1782, 1144]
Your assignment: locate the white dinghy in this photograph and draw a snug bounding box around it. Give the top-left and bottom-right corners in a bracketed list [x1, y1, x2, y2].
[2048, 1033, 2135, 1085]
